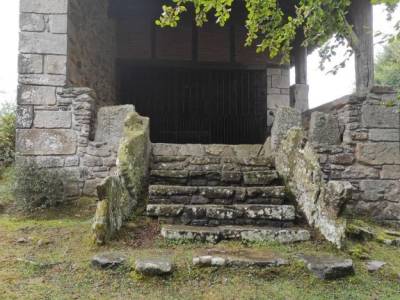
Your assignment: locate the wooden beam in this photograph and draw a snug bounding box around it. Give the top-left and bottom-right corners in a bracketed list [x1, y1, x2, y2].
[348, 0, 374, 95]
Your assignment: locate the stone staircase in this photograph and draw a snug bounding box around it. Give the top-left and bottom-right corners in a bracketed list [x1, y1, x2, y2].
[146, 144, 311, 244]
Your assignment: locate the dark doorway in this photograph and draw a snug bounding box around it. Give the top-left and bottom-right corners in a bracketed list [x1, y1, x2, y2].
[118, 62, 268, 144]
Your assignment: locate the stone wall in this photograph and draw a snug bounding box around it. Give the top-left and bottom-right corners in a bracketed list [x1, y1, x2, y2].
[266, 67, 291, 130]
[306, 87, 400, 226]
[67, 0, 117, 106]
[16, 87, 134, 201]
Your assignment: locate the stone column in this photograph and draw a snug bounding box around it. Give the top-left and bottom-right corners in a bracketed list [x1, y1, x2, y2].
[290, 46, 309, 112]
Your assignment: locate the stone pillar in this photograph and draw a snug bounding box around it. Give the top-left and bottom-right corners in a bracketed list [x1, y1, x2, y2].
[290, 46, 309, 112]
[17, 0, 70, 159]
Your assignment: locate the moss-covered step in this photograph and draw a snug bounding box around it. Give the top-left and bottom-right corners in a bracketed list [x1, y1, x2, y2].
[149, 169, 279, 186]
[148, 185, 286, 205]
[146, 204, 296, 224]
[161, 225, 311, 244]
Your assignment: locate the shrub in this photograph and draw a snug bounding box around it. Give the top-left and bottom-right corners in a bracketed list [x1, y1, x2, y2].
[0, 103, 16, 169]
[14, 161, 65, 211]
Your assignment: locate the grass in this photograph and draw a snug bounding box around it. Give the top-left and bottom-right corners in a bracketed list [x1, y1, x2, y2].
[1, 167, 400, 299]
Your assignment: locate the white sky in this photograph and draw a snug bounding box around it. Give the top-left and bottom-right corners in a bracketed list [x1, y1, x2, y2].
[0, 2, 398, 108]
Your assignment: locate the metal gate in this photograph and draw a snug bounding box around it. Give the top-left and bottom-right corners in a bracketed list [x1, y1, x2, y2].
[118, 63, 268, 144]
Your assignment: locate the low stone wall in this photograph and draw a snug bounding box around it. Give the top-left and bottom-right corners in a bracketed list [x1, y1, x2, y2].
[306, 88, 400, 226]
[92, 111, 151, 244]
[16, 87, 133, 201]
[271, 107, 352, 248]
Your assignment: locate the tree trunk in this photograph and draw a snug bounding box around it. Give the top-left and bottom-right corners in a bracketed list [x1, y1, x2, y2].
[348, 0, 374, 95]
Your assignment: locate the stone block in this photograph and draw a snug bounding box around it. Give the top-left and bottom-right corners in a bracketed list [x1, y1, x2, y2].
[83, 179, 103, 196]
[49, 14, 67, 33]
[65, 156, 80, 167]
[271, 74, 290, 89]
[369, 129, 400, 142]
[44, 55, 67, 75]
[271, 107, 302, 150]
[20, 13, 45, 32]
[356, 143, 400, 165]
[19, 74, 66, 86]
[95, 105, 135, 148]
[267, 94, 291, 110]
[18, 85, 56, 105]
[20, 0, 68, 13]
[267, 68, 282, 76]
[381, 165, 400, 180]
[18, 54, 43, 74]
[33, 111, 72, 128]
[16, 106, 33, 129]
[309, 112, 341, 146]
[16, 129, 77, 155]
[359, 180, 400, 202]
[290, 84, 309, 113]
[19, 32, 67, 55]
[361, 103, 399, 129]
[340, 165, 380, 179]
[34, 156, 65, 168]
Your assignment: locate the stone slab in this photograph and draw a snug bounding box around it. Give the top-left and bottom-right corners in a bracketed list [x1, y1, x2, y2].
[193, 249, 288, 268]
[369, 129, 400, 142]
[16, 129, 77, 155]
[19, 32, 67, 55]
[20, 0, 68, 13]
[309, 112, 341, 146]
[18, 85, 57, 105]
[298, 254, 355, 280]
[161, 225, 311, 244]
[95, 105, 135, 147]
[92, 253, 126, 269]
[18, 53, 43, 74]
[135, 258, 174, 276]
[16, 105, 33, 129]
[34, 111, 72, 128]
[357, 143, 400, 165]
[362, 103, 399, 129]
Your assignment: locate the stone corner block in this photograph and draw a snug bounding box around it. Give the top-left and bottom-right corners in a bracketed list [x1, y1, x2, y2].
[16, 129, 77, 155]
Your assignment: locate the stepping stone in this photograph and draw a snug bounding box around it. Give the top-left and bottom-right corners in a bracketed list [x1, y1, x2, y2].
[135, 257, 174, 276]
[193, 249, 288, 268]
[382, 238, 400, 247]
[298, 254, 355, 280]
[366, 260, 386, 273]
[91, 253, 126, 269]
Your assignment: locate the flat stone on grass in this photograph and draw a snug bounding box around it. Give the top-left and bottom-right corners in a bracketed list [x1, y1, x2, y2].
[91, 253, 126, 270]
[193, 249, 288, 268]
[298, 254, 355, 280]
[135, 257, 174, 276]
[366, 260, 386, 273]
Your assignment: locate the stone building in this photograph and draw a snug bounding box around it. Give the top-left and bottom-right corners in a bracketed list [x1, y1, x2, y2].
[16, 0, 399, 245]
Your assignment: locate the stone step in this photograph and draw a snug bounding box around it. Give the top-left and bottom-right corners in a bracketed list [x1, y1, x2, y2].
[161, 225, 311, 244]
[149, 185, 286, 205]
[149, 169, 280, 186]
[146, 204, 296, 227]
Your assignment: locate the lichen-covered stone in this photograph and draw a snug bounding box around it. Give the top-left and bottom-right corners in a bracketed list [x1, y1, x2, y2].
[193, 249, 288, 268]
[275, 127, 351, 248]
[298, 255, 355, 280]
[309, 112, 341, 146]
[135, 258, 174, 276]
[92, 110, 150, 244]
[271, 107, 302, 151]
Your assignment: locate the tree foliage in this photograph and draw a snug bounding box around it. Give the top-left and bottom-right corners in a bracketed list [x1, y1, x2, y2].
[157, 0, 399, 63]
[375, 38, 400, 89]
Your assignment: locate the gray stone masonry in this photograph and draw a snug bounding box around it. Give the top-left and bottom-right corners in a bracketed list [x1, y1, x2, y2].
[306, 88, 400, 225]
[16, 87, 126, 200]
